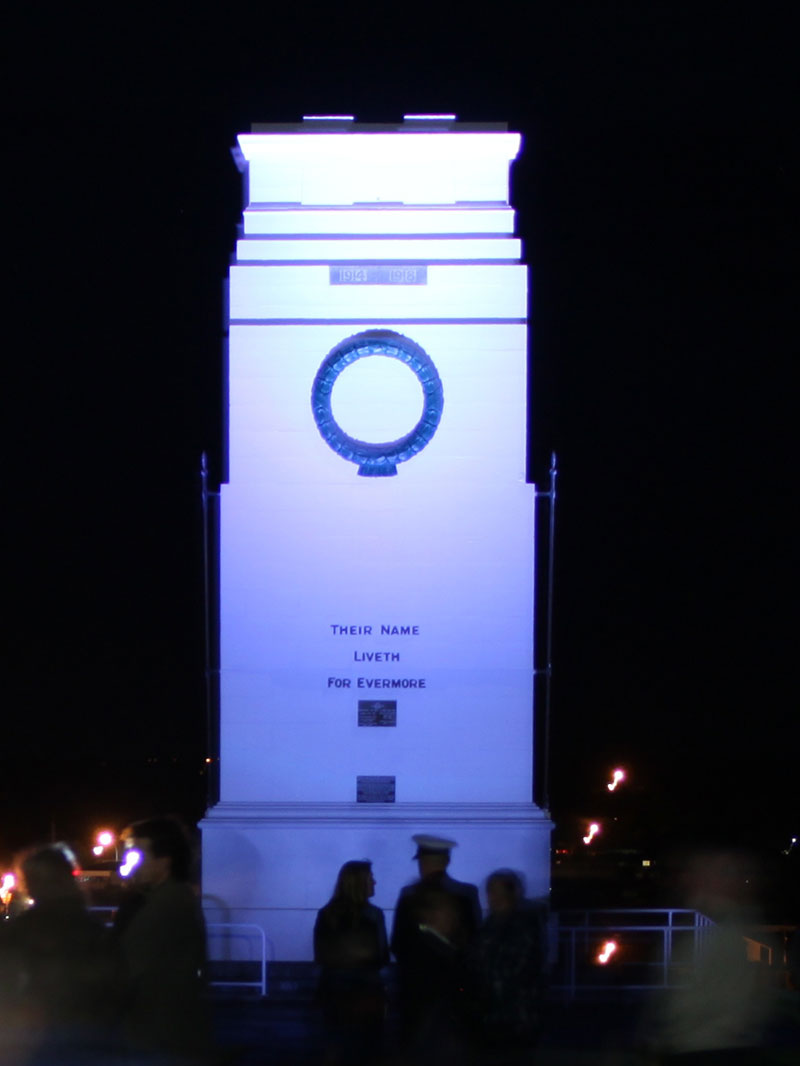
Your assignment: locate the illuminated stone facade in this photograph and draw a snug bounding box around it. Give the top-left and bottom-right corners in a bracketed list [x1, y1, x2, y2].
[201, 117, 551, 960]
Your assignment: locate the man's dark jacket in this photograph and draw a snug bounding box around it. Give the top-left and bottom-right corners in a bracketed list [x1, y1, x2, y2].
[390, 870, 481, 961]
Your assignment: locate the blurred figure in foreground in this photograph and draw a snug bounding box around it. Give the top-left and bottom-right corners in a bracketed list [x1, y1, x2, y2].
[643, 847, 773, 1064]
[114, 815, 211, 1064]
[313, 859, 388, 1065]
[0, 841, 122, 1065]
[470, 869, 547, 1065]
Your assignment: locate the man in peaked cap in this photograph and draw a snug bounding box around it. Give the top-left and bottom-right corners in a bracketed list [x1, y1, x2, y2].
[391, 835, 481, 959]
[390, 835, 482, 1056]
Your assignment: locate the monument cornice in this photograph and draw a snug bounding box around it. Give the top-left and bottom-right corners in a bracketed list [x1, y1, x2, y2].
[204, 801, 552, 826]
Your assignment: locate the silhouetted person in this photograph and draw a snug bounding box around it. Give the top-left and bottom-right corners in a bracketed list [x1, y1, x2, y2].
[0, 842, 122, 1065]
[313, 859, 388, 1065]
[390, 835, 481, 1062]
[471, 869, 546, 1065]
[114, 815, 211, 1064]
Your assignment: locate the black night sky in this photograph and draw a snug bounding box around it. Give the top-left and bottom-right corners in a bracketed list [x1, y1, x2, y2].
[4, 6, 797, 889]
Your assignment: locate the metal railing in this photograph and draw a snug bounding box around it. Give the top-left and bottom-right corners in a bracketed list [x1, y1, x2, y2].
[552, 908, 714, 1000]
[206, 922, 272, 997]
[89, 909, 271, 997]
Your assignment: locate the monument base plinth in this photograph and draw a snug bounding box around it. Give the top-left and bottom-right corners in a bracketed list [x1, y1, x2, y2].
[201, 801, 552, 961]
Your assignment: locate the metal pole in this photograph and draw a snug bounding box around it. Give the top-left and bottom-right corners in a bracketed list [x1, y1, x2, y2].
[200, 452, 213, 810]
[542, 452, 557, 812]
[534, 453, 558, 810]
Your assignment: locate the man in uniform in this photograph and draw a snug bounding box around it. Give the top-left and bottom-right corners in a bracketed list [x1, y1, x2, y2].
[390, 835, 481, 1059]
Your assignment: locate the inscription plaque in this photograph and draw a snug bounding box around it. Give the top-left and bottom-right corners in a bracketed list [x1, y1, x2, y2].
[358, 700, 397, 726]
[356, 775, 396, 803]
[330, 265, 427, 285]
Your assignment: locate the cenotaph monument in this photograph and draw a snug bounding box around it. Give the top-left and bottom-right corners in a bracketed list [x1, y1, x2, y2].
[200, 115, 552, 960]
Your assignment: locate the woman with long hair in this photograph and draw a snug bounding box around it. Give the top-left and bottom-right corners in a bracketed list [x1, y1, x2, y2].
[313, 860, 388, 1065]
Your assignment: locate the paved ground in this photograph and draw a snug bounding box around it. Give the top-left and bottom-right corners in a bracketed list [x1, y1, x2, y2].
[210, 992, 800, 1065]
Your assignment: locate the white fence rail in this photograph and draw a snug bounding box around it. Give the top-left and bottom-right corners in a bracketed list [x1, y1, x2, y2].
[89, 909, 272, 997]
[206, 922, 272, 997]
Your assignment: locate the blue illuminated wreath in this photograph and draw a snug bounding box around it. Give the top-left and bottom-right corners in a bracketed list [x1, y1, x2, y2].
[311, 331, 444, 477]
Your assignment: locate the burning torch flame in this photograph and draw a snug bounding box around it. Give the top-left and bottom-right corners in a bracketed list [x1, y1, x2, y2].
[582, 822, 600, 845]
[597, 940, 618, 965]
[607, 768, 626, 792]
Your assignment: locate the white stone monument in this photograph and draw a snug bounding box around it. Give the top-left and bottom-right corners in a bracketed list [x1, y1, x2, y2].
[201, 116, 552, 961]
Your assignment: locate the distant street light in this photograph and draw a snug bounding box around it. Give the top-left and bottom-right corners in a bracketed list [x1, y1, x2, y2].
[1, 872, 15, 907]
[119, 849, 142, 878]
[582, 822, 600, 845]
[93, 829, 119, 860]
[596, 940, 618, 964]
[607, 768, 626, 792]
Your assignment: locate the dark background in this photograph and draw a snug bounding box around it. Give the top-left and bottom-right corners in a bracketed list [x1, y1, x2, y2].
[3, 5, 796, 899]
